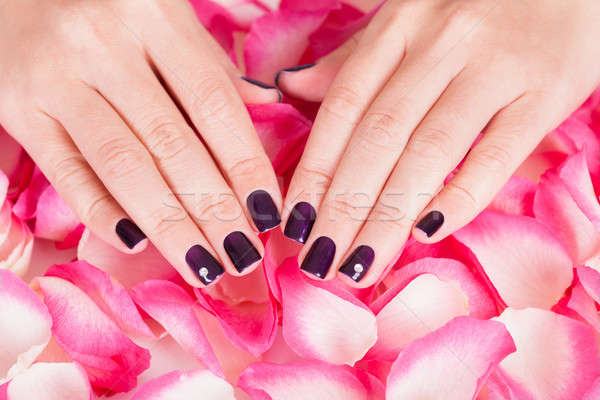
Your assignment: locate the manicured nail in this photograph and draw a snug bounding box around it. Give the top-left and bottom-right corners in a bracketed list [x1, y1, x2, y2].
[247, 190, 281, 232]
[274, 63, 316, 87]
[416, 211, 445, 237]
[223, 231, 262, 273]
[339, 245, 375, 282]
[300, 236, 336, 279]
[185, 245, 225, 286]
[284, 202, 316, 244]
[115, 219, 146, 249]
[241, 77, 283, 102]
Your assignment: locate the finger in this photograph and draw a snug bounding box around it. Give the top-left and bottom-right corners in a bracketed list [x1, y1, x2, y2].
[139, 2, 283, 233]
[281, 8, 413, 246]
[412, 92, 563, 242]
[14, 113, 148, 253]
[47, 84, 225, 287]
[93, 54, 264, 276]
[337, 68, 519, 287]
[296, 32, 467, 280]
[275, 29, 364, 102]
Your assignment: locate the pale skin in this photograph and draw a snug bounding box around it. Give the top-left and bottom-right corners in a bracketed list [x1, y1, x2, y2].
[1, 0, 599, 289]
[278, 0, 600, 287]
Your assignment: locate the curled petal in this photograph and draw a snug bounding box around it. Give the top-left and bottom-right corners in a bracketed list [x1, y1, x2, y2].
[386, 317, 516, 400]
[0, 203, 34, 277]
[453, 211, 572, 309]
[367, 273, 469, 361]
[0, 270, 51, 381]
[238, 360, 370, 400]
[534, 152, 600, 263]
[131, 369, 235, 400]
[0, 171, 7, 207]
[577, 265, 600, 304]
[6, 363, 91, 400]
[130, 280, 223, 378]
[487, 176, 536, 217]
[34, 185, 80, 242]
[37, 276, 150, 394]
[495, 308, 600, 400]
[277, 260, 377, 365]
[45, 261, 154, 338]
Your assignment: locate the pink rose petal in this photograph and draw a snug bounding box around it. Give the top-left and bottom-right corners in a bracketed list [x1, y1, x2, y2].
[577, 265, 600, 304]
[45, 261, 154, 338]
[11, 168, 49, 221]
[238, 360, 370, 400]
[5, 363, 92, 400]
[386, 317, 516, 400]
[534, 152, 600, 263]
[277, 260, 377, 365]
[453, 211, 573, 309]
[495, 308, 600, 400]
[130, 280, 223, 378]
[34, 185, 80, 242]
[244, 8, 332, 82]
[0, 172, 7, 207]
[487, 176, 536, 217]
[0, 204, 34, 277]
[194, 277, 278, 357]
[77, 229, 177, 288]
[0, 270, 52, 380]
[131, 369, 234, 400]
[367, 273, 469, 362]
[37, 276, 150, 394]
[584, 378, 600, 400]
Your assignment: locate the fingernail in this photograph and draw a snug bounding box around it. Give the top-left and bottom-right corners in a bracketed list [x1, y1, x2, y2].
[247, 190, 281, 232]
[339, 245, 374, 282]
[284, 202, 316, 243]
[416, 211, 445, 237]
[185, 245, 225, 285]
[274, 63, 316, 87]
[300, 236, 336, 279]
[115, 219, 146, 249]
[223, 231, 262, 273]
[241, 77, 283, 102]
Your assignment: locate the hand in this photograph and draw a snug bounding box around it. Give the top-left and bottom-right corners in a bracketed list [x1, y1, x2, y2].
[277, 0, 600, 287]
[0, 0, 284, 287]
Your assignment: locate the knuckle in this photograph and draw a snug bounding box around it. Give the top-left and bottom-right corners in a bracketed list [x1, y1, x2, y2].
[368, 203, 411, 231]
[296, 162, 333, 190]
[149, 205, 188, 237]
[358, 111, 401, 152]
[80, 192, 114, 227]
[405, 126, 453, 160]
[96, 137, 148, 180]
[143, 117, 188, 161]
[470, 142, 512, 172]
[321, 85, 362, 126]
[326, 197, 368, 221]
[193, 193, 239, 222]
[445, 180, 478, 209]
[51, 153, 91, 189]
[191, 76, 230, 118]
[227, 155, 265, 181]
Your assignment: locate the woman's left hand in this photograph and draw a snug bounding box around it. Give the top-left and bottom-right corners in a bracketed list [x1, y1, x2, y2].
[277, 0, 600, 287]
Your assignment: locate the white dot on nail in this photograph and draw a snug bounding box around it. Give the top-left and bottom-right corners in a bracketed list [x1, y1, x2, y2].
[354, 264, 364, 273]
[199, 267, 209, 278]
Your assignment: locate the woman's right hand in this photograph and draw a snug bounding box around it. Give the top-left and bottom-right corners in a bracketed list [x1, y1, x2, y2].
[0, 0, 283, 287]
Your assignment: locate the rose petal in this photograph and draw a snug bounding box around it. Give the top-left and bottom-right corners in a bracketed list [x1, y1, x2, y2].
[238, 360, 370, 400]
[34, 185, 80, 242]
[583, 378, 600, 400]
[5, 363, 92, 400]
[244, 8, 332, 82]
[77, 229, 177, 288]
[277, 260, 377, 365]
[0, 172, 7, 207]
[45, 261, 154, 338]
[0, 270, 52, 381]
[130, 280, 223, 378]
[577, 265, 600, 304]
[11, 168, 49, 221]
[0, 205, 34, 278]
[131, 369, 235, 400]
[194, 276, 278, 357]
[453, 211, 573, 309]
[37, 276, 150, 394]
[386, 316, 516, 400]
[367, 273, 469, 362]
[534, 152, 600, 263]
[495, 308, 600, 400]
[487, 176, 536, 217]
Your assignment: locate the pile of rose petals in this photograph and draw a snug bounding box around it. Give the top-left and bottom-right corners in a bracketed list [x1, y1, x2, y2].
[1, 1, 600, 399]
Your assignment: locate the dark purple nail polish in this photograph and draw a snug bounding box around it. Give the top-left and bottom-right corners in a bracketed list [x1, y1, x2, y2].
[284, 202, 316, 243]
[300, 236, 336, 279]
[185, 245, 225, 285]
[247, 190, 281, 232]
[115, 219, 146, 249]
[274, 63, 316, 87]
[416, 211, 445, 237]
[223, 231, 262, 273]
[241, 77, 283, 102]
[339, 245, 374, 282]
